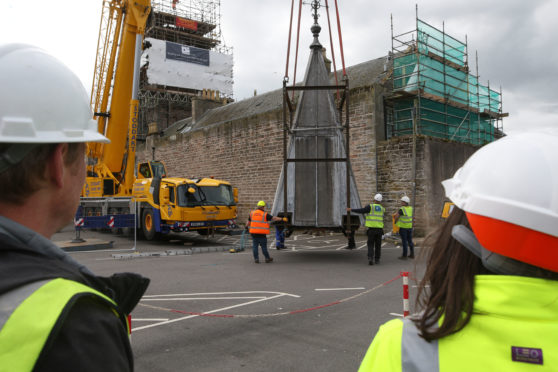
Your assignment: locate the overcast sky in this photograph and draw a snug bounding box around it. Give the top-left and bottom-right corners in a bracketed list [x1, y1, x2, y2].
[2, 0, 557, 134]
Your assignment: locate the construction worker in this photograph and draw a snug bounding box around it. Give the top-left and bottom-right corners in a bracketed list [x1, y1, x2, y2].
[246, 201, 286, 263]
[359, 129, 558, 371]
[394, 195, 414, 259]
[275, 223, 286, 250]
[347, 193, 385, 265]
[0, 44, 149, 371]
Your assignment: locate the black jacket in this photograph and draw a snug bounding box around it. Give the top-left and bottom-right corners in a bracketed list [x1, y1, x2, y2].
[0, 232, 150, 372]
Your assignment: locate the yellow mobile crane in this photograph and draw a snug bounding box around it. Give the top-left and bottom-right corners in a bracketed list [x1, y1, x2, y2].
[78, 0, 238, 240]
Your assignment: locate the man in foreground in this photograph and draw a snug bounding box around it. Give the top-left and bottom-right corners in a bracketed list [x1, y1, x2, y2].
[0, 44, 149, 371]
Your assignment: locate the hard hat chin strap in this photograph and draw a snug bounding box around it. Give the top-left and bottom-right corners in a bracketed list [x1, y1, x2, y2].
[0, 144, 39, 174]
[451, 224, 554, 278]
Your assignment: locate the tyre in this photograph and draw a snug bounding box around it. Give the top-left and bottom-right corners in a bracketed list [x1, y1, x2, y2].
[141, 208, 159, 240]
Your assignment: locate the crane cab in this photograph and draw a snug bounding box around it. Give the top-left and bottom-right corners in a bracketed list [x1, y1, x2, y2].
[137, 161, 167, 179]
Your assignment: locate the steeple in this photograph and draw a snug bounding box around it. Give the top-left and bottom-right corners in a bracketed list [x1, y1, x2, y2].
[310, 0, 322, 50]
[272, 0, 362, 228]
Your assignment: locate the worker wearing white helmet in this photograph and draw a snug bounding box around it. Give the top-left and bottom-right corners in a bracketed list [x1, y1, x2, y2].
[393, 195, 415, 259]
[359, 129, 558, 371]
[347, 193, 385, 265]
[0, 44, 149, 371]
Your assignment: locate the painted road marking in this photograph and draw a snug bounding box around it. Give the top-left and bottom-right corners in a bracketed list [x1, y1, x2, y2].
[315, 287, 365, 291]
[143, 296, 268, 301]
[142, 291, 300, 298]
[133, 318, 169, 322]
[134, 291, 297, 332]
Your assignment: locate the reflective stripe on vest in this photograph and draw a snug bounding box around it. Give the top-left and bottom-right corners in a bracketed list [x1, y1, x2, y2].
[365, 204, 385, 228]
[249, 209, 270, 234]
[402, 318, 439, 372]
[397, 206, 413, 229]
[0, 278, 121, 372]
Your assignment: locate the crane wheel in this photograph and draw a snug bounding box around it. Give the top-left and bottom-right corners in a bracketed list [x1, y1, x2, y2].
[141, 209, 159, 240]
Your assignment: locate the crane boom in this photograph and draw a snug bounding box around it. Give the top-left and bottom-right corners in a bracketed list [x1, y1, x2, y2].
[79, 0, 238, 240]
[88, 0, 150, 194]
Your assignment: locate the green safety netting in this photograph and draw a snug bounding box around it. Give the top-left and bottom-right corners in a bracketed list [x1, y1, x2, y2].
[417, 20, 466, 67]
[390, 19, 501, 145]
[393, 53, 501, 112]
[389, 97, 496, 145]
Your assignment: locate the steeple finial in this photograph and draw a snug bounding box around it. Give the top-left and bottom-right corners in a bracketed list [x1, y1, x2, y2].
[310, 0, 322, 49]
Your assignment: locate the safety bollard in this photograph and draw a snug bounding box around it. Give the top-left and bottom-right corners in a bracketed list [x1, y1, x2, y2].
[127, 314, 132, 340]
[401, 271, 409, 317]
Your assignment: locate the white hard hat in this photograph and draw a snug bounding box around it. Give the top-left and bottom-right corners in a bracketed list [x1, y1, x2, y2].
[442, 129, 558, 272]
[0, 44, 109, 144]
[374, 193, 382, 202]
[401, 196, 410, 204]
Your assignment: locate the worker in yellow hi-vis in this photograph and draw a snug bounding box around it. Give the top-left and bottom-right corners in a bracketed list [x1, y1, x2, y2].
[0, 44, 149, 371]
[359, 129, 558, 371]
[394, 195, 414, 259]
[347, 193, 385, 265]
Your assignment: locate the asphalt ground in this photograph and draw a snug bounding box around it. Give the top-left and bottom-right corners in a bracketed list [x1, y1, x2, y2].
[53, 226, 425, 372]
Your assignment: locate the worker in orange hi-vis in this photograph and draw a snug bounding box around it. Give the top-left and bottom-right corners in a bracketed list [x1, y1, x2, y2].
[246, 201, 287, 263]
[359, 129, 558, 371]
[0, 44, 149, 371]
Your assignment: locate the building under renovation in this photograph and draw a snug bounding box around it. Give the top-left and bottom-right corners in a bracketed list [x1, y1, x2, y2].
[137, 10, 506, 236]
[139, 0, 232, 137]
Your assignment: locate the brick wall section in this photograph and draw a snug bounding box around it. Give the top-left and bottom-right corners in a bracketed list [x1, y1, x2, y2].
[137, 86, 478, 236]
[138, 88, 379, 226]
[376, 135, 478, 236]
[348, 86, 377, 205]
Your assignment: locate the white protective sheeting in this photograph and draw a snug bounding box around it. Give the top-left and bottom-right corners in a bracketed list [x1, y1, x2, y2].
[142, 37, 233, 96]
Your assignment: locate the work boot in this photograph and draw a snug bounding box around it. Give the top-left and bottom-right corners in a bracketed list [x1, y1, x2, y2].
[254, 259, 260, 264]
[398, 256, 407, 260]
[409, 254, 415, 259]
[368, 259, 374, 265]
[265, 257, 274, 263]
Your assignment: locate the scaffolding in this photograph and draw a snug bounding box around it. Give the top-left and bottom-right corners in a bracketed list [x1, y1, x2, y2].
[386, 14, 506, 145]
[139, 0, 231, 137]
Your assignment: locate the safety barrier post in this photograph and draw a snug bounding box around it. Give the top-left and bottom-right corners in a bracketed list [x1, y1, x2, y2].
[401, 271, 410, 317]
[127, 314, 132, 339]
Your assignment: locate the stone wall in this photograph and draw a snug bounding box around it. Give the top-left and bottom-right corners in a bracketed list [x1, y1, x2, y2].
[376, 135, 478, 236]
[138, 87, 379, 226]
[137, 84, 479, 236]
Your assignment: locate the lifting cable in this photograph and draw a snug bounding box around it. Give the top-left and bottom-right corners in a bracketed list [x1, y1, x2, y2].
[324, 0, 340, 100]
[284, 0, 347, 101]
[292, 0, 303, 100]
[284, 0, 295, 82]
[333, 0, 347, 77]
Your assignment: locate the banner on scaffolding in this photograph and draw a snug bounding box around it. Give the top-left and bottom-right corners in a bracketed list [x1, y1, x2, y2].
[166, 41, 209, 66]
[143, 38, 233, 96]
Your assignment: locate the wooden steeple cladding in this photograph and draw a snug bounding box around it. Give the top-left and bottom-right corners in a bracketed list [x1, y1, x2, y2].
[272, 1, 362, 230]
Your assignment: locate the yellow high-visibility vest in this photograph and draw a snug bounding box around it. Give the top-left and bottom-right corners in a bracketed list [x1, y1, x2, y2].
[396, 206, 413, 229]
[359, 275, 558, 371]
[365, 204, 385, 228]
[0, 278, 125, 371]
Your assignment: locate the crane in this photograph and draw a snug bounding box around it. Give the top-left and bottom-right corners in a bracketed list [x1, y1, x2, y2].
[78, 0, 238, 240]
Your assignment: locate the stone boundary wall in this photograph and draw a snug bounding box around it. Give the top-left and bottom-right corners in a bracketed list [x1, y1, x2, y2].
[137, 86, 479, 236]
[137, 88, 378, 226]
[377, 135, 478, 236]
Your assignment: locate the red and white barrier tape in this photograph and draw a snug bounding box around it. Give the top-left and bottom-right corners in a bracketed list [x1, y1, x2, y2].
[401, 271, 410, 317]
[138, 273, 407, 319]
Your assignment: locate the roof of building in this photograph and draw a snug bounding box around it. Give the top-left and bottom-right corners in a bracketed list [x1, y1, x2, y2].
[163, 55, 390, 137]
